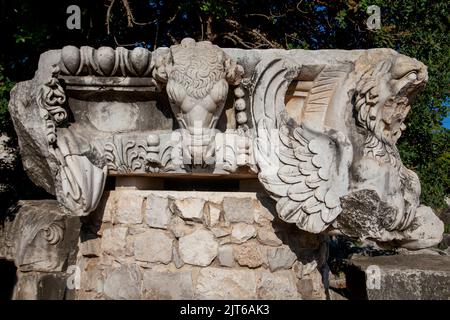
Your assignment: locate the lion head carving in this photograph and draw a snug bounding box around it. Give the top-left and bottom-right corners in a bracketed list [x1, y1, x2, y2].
[354, 54, 428, 161]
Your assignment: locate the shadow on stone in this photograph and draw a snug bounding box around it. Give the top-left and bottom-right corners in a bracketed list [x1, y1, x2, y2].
[0, 259, 17, 300]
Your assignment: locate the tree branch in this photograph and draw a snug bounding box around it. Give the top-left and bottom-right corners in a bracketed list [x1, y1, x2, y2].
[106, 0, 115, 35]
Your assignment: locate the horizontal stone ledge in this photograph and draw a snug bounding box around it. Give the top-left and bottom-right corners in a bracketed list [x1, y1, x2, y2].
[108, 172, 257, 178]
[61, 76, 156, 91]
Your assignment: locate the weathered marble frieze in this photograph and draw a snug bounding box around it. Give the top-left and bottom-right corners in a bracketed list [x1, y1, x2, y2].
[8, 38, 443, 249]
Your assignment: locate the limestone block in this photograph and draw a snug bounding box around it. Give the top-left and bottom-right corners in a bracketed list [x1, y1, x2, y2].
[101, 227, 128, 256]
[142, 270, 194, 299]
[267, 246, 297, 272]
[195, 268, 257, 299]
[103, 264, 142, 300]
[293, 260, 318, 279]
[399, 206, 444, 249]
[134, 229, 173, 264]
[347, 254, 450, 300]
[233, 242, 263, 268]
[144, 195, 172, 229]
[204, 202, 221, 227]
[257, 226, 283, 247]
[253, 201, 276, 226]
[256, 271, 301, 300]
[99, 191, 115, 223]
[296, 268, 327, 300]
[171, 198, 205, 222]
[179, 229, 218, 266]
[80, 237, 101, 257]
[231, 223, 256, 243]
[80, 263, 104, 293]
[169, 216, 196, 238]
[8, 41, 441, 250]
[210, 227, 231, 238]
[218, 245, 234, 267]
[114, 193, 143, 224]
[172, 245, 184, 269]
[223, 197, 254, 223]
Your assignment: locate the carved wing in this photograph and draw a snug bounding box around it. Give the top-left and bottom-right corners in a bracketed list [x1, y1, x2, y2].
[256, 116, 352, 233]
[251, 57, 354, 233]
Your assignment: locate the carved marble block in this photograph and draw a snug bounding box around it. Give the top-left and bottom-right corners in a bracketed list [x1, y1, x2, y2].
[8, 38, 443, 250]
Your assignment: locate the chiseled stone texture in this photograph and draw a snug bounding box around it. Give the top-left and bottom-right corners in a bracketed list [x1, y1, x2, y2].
[204, 202, 221, 227]
[171, 198, 205, 222]
[234, 242, 263, 268]
[223, 197, 255, 223]
[8, 43, 440, 300]
[134, 229, 173, 264]
[101, 227, 128, 256]
[257, 226, 283, 247]
[267, 246, 298, 272]
[103, 264, 142, 300]
[179, 229, 218, 266]
[114, 194, 143, 224]
[231, 223, 256, 243]
[218, 245, 234, 267]
[144, 195, 171, 229]
[142, 270, 194, 299]
[257, 271, 301, 300]
[196, 268, 258, 299]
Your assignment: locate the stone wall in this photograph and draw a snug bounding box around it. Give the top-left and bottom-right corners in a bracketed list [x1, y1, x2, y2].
[75, 190, 328, 299]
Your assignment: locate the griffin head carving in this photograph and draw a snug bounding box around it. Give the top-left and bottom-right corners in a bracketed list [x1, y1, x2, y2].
[350, 53, 428, 230]
[337, 53, 438, 247]
[253, 53, 441, 249]
[354, 54, 428, 150]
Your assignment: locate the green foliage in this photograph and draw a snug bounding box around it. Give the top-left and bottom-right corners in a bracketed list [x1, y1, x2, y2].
[199, 0, 228, 18]
[0, 66, 14, 126]
[362, 0, 450, 210]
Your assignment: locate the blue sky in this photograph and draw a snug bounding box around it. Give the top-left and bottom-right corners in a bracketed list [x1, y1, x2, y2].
[444, 116, 450, 129]
[443, 99, 450, 129]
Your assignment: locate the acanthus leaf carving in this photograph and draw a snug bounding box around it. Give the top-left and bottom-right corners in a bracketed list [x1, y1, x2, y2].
[104, 138, 142, 173]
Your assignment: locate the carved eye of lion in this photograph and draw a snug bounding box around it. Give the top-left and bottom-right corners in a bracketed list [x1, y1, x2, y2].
[405, 71, 418, 81]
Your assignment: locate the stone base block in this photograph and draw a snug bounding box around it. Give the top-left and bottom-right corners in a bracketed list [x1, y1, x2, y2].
[346, 254, 450, 300]
[75, 190, 328, 300]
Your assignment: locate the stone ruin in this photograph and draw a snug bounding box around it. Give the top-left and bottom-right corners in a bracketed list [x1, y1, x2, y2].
[1, 38, 447, 299]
